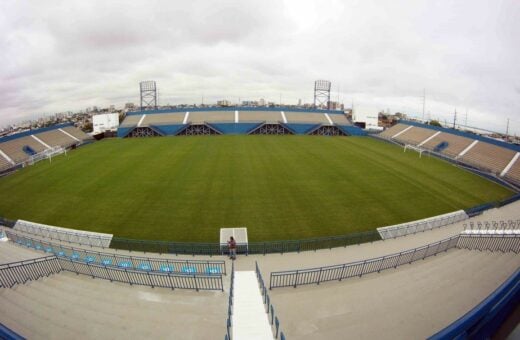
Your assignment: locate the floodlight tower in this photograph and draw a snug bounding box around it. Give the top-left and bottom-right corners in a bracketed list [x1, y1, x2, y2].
[314, 80, 332, 109]
[140, 81, 157, 110]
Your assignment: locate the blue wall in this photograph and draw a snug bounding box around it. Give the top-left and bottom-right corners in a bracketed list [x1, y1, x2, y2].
[207, 123, 263, 135]
[338, 125, 367, 136]
[284, 123, 321, 135]
[0, 123, 74, 143]
[151, 124, 186, 136]
[401, 120, 520, 152]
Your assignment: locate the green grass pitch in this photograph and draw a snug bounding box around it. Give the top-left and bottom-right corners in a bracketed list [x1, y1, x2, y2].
[0, 136, 513, 242]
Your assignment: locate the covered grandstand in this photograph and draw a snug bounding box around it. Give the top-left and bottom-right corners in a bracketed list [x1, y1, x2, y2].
[117, 107, 366, 138]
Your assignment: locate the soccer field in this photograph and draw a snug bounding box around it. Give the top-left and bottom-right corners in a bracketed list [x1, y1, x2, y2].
[0, 136, 513, 242]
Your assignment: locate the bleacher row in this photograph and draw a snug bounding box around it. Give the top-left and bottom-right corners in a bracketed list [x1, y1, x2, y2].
[0, 124, 92, 172]
[379, 122, 520, 185]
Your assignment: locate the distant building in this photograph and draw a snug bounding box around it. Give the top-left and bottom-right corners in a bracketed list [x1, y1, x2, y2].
[258, 98, 266, 106]
[217, 100, 231, 107]
[124, 103, 135, 110]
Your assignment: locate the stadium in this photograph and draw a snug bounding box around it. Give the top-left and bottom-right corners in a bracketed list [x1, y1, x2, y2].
[0, 92, 519, 339]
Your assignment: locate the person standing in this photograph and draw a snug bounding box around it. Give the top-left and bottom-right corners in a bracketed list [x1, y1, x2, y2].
[228, 236, 237, 260]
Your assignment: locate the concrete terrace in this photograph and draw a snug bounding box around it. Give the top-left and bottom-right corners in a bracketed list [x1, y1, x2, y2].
[0, 201, 519, 339]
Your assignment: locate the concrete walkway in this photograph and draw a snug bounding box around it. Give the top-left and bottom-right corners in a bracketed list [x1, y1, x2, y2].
[233, 271, 272, 340]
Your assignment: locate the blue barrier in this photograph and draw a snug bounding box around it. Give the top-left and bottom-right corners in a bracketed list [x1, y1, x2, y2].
[150, 124, 186, 136]
[429, 268, 520, 339]
[283, 123, 320, 135]
[225, 261, 235, 340]
[0, 322, 26, 340]
[206, 122, 263, 135]
[465, 203, 496, 217]
[337, 125, 367, 136]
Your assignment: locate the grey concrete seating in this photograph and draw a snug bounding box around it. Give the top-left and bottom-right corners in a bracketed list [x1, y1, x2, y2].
[379, 123, 409, 138]
[394, 126, 437, 145]
[461, 142, 516, 175]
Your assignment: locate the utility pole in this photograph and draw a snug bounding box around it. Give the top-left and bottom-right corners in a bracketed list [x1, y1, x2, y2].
[422, 88, 426, 122]
[506, 118, 510, 140]
[453, 109, 457, 129]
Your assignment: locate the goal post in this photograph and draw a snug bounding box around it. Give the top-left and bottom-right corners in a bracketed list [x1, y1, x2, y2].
[404, 144, 426, 158]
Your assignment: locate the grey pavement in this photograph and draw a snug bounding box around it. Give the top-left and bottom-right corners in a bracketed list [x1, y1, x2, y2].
[0, 271, 227, 340]
[268, 249, 520, 340]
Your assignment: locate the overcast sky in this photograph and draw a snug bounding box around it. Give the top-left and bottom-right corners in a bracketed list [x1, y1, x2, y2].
[1, 0, 519, 133]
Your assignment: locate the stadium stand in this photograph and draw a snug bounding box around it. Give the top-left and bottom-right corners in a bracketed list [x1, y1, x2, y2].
[0, 270, 227, 339]
[266, 249, 519, 339]
[0, 124, 90, 172]
[0, 155, 12, 171]
[393, 125, 437, 145]
[141, 112, 185, 125]
[460, 142, 517, 175]
[285, 112, 329, 124]
[0, 136, 47, 163]
[239, 110, 281, 123]
[33, 129, 76, 147]
[378, 123, 410, 138]
[420, 132, 474, 157]
[504, 157, 520, 184]
[378, 122, 520, 185]
[328, 113, 351, 125]
[60, 126, 92, 141]
[189, 111, 234, 123]
[0, 241, 43, 264]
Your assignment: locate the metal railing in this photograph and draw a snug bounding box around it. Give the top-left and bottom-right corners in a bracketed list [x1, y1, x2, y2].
[111, 230, 380, 256]
[56, 257, 223, 291]
[463, 220, 520, 232]
[270, 236, 460, 289]
[225, 262, 235, 340]
[256, 262, 286, 339]
[5, 229, 226, 275]
[0, 256, 61, 288]
[377, 210, 468, 239]
[14, 220, 112, 248]
[457, 234, 520, 253]
[0, 255, 223, 291]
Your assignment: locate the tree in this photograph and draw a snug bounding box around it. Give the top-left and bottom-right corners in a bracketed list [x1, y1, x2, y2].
[429, 120, 442, 127]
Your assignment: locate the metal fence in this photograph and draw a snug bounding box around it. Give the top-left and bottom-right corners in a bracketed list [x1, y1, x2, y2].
[225, 262, 235, 340]
[56, 257, 223, 291]
[14, 220, 112, 248]
[256, 262, 286, 339]
[5, 229, 226, 275]
[270, 236, 460, 289]
[111, 230, 380, 256]
[0, 255, 223, 291]
[0, 256, 61, 288]
[457, 234, 520, 253]
[377, 210, 468, 239]
[463, 219, 520, 232]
